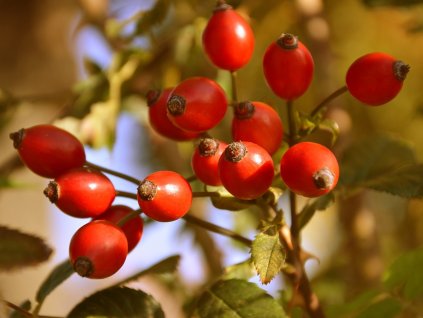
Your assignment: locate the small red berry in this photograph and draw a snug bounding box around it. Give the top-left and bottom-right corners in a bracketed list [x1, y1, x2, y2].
[9, 124, 86, 178]
[147, 88, 200, 141]
[166, 77, 228, 133]
[280, 142, 339, 198]
[93, 205, 143, 252]
[263, 33, 314, 101]
[218, 141, 274, 200]
[346, 52, 410, 106]
[232, 101, 283, 155]
[191, 138, 227, 186]
[44, 167, 116, 218]
[137, 171, 192, 222]
[202, 2, 255, 71]
[69, 220, 128, 279]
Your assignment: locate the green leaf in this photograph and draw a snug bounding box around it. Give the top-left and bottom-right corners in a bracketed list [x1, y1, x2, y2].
[36, 260, 74, 304]
[67, 287, 165, 318]
[356, 298, 402, 318]
[363, 164, 423, 198]
[136, 0, 171, 35]
[339, 134, 417, 196]
[251, 232, 286, 284]
[326, 289, 380, 318]
[363, 0, 423, 7]
[117, 255, 180, 286]
[297, 193, 334, 230]
[195, 279, 287, 318]
[210, 189, 253, 211]
[221, 259, 256, 281]
[0, 226, 52, 271]
[384, 246, 423, 300]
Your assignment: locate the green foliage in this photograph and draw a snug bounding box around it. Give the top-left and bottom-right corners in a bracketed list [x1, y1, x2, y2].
[67, 287, 165, 318]
[251, 231, 286, 284]
[194, 279, 288, 318]
[135, 0, 172, 36]
[220, 259, 256, 281]
[210, 188, 254, 211]
[356, 298, 402, 318]
[0, 226, 52, 271]
[35, 260, 74, 304]
[339, 134, 423, 197]
[9, 300, 31, 318]
[384, 246, 423, 300]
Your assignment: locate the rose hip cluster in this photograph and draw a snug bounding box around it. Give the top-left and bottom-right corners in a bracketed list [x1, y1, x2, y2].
[10, 0, 409, 279]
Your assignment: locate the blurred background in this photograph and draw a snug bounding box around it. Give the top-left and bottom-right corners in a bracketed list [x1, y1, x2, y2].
[1, 0, 423, 317]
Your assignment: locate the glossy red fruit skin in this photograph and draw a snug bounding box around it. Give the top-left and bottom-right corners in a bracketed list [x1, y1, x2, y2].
[232, 101, 283, 155]
[44, 167, 116, 218]
[346, 52, 409, 106]
[280, 142, 339, 198]
[10, 124, 85, 178]
[147, 88, 200, 141]
[263, 34, 314, 101]
[202, 3, 254, 71]
[137, 171, 192, 222]
[93, 205, 143, 252]
[166, 77, 228, 133]
[218, 141, 274, 200]
[191, 138, 227, 186]
[69, 220, 128, 279]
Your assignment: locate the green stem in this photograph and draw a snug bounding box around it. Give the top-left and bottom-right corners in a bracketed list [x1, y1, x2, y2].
[183, 214, 252, 246]
[85, 161, 140, 185]
[117, 209, 142, 227]
[310, 85, 348, 117]
[116, 190, 138, 200]
[230, 71, 238, 103]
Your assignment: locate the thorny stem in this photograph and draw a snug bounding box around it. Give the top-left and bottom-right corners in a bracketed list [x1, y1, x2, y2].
[3, 300, 62, 318]
[310, 85, 348, 117]
[85, 161, 140, 185]
[183, 214, 252, 246]
[284, 101, 326, 318]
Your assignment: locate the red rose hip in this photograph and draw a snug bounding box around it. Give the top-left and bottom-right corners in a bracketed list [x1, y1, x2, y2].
[166, 77, 228, 133]
[147, 88, 200, 141]
[202, 1, 255, 71]
[9, 124, 86, 178]
[280, 142, 339, 198]
[44, 167, 116, 218]
[137, 171, 192, 222]
[69, 220, 128, 279]
[232, 101, 283, 155]
[263, 33, 314, 101]
[346, 52, 410, 106]
[218, 141, 274, 200]
[191, 138, 227, 186]
[94, 205, 143, 252]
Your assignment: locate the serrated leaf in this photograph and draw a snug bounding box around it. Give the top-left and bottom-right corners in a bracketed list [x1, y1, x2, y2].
[221, 259, 255, 281]
[0, 226, 52, 271]
[384, 246, 423, 300]
[339, 134, 416, 194]
[251, 232, 285, 284]
[136, 0, 171, 35]
[356, 298, 402, 318]
[363, 164, 423, 198]
[117, 255, 180, 286]
[36, 260, 74, 304]
[298, 193, 335, 230]
[195, 279, 287, 318]
[67, 287, 165, 318]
